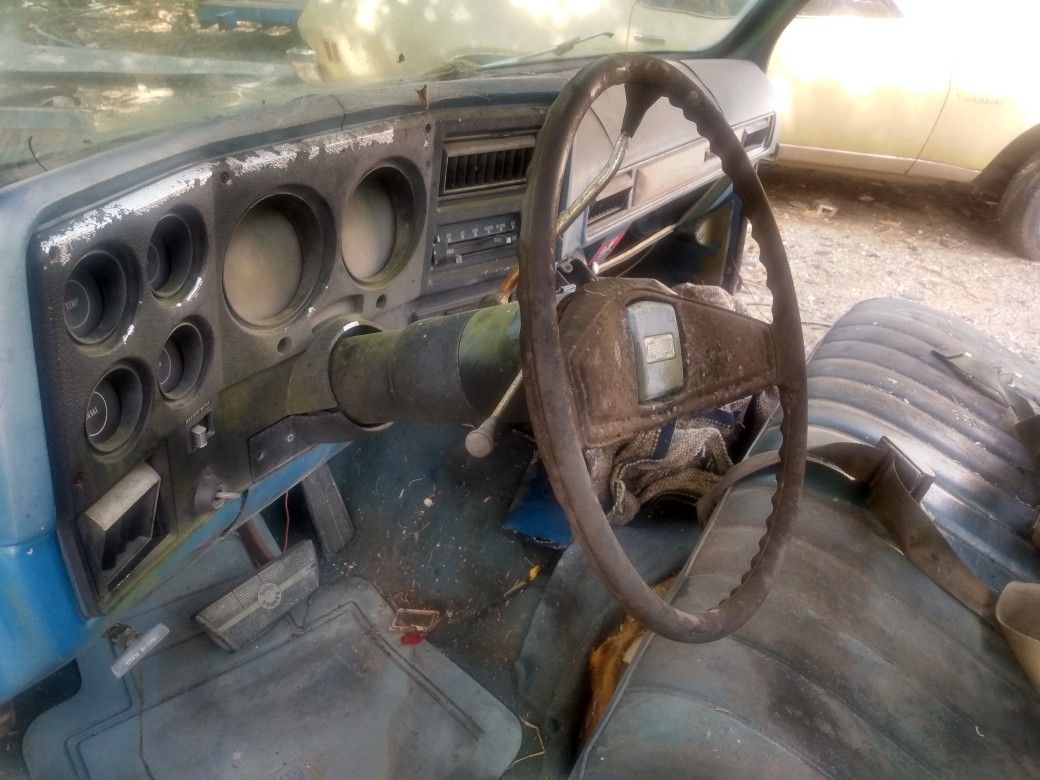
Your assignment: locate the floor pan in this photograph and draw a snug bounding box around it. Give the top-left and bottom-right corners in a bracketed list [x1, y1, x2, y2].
[24, 539, 521, 779]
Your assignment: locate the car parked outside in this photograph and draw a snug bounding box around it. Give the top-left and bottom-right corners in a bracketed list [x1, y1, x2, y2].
[768, 0, 1040, 260]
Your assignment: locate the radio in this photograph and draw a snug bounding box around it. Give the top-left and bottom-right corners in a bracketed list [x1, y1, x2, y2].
[432, 213, 520, 268]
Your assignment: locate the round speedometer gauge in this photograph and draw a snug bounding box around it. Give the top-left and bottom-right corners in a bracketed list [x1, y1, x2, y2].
[223, 204, 303, 324]
[341, 167, 415, 284]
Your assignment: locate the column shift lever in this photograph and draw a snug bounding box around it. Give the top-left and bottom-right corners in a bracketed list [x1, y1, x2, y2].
[465, 370, 524, 458]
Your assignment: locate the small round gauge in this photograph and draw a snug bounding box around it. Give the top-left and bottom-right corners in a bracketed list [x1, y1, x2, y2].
[85, 366, 145, 451]
[85, 379, 120, 442]
[341, 167, 415, 284]
[147, 212, 198, 297]
[158, 322, 205, 400]
[64, 270, 103, 339]
[223, 197, 319, 326]
[146, 243, 167, 290]
[64, 250, 129, 343]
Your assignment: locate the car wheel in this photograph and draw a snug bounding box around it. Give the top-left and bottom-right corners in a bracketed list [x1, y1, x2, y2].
[999, 151, 1040, 261]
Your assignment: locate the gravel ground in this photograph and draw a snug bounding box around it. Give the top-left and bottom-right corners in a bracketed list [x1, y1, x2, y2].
[738, 167, 1040, 365]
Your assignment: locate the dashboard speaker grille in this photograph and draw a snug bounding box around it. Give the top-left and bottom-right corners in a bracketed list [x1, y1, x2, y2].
[440, 135, 536, 196]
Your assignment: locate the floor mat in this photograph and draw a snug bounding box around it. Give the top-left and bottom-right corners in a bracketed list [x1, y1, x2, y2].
[324, 424, 559, 711]
[23, 538, 521, 779]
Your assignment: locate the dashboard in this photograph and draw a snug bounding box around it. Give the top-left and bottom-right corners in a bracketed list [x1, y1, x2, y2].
[18, 58, 775, 616]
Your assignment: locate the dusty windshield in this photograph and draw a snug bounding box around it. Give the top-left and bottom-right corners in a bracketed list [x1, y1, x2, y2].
[1, 0, 759, 184]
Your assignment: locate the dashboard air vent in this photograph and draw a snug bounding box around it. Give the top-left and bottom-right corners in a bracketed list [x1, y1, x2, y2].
[440, 135, 536, 196]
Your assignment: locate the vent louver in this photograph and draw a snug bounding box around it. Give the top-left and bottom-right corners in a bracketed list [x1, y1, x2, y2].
[440, 135, 536, 196]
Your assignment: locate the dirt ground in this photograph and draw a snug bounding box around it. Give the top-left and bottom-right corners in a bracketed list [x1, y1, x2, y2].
[738, 167, 1040, 365]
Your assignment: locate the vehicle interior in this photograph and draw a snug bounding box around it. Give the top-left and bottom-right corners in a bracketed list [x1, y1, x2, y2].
[2, 1, 1040, 778]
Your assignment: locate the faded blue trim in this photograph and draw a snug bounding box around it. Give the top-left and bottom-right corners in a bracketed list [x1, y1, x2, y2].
[0, 498, 236, 701]
[0, 533, 85, 692]
[196, 1, 304, 28]
[0, 193, 55, 547]
[0, 443, 347, 702]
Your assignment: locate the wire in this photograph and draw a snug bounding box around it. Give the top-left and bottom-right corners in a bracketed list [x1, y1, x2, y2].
[108, 626, 155, 779]
[282, 491, 291, 553]
[133, 664, 157, 780]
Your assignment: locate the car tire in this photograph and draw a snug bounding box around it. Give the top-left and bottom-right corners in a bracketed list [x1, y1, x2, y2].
[999, 151, 1040, 261]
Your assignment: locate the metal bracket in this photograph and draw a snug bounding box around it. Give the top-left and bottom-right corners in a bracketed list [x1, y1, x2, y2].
[390, 607, 441, 634]
[872, 436, 934, 504]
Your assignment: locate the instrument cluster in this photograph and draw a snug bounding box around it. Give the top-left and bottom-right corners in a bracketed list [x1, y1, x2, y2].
[39, 119, 433, 458]
[25, 59, 773, 613]
[30, 114, 450, 608]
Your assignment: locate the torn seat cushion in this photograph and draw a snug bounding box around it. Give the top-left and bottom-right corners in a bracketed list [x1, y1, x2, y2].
[575, 299, 1040, 778]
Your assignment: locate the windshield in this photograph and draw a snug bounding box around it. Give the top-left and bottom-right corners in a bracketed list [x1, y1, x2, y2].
[1, 0, 762, 185]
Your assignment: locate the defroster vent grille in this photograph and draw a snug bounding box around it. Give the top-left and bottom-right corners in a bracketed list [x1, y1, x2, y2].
[440, 135, 536, 196]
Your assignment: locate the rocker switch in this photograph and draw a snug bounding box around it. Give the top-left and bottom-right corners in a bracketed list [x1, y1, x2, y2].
[189, 413, 215, 452]
[626, 301, 684, 403]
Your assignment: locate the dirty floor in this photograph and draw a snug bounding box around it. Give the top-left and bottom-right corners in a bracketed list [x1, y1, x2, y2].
[740, 167, 1040, 364]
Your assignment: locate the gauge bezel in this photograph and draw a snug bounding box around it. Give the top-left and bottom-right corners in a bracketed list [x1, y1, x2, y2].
[222, 189, 334, 328]
[64, 248, 135, 345]
[157, 321, 208, 401]
[147, 209, 206, 300]
[340, 161, 424, 289]
[85, 364, 149, 454]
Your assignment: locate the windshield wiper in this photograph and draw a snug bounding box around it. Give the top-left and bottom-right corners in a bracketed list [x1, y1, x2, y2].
[483, 31, 614, 68]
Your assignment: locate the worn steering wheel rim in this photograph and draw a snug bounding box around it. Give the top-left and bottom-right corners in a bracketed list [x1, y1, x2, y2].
[518, 54, 808, 643]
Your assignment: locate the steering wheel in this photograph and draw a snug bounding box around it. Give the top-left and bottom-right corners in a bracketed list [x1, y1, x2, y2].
[517, 54, 808, 643]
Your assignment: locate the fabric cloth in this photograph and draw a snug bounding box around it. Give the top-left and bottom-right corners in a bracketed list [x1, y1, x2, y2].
[589, 283, 763, 525]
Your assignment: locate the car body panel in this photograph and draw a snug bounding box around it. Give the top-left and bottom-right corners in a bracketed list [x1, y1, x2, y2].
[770, 0, 1040, 184]
[914, 30, 1040, 177]
[769, 10, 951, 175]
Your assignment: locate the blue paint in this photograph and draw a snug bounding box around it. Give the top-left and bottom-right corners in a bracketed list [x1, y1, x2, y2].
[0, 442, 343, 702]
[0, 219, 56, 550]
[0, 157, 74, 703]
[0, 534, 88, 695]
[504, 462, 572, 548]
[0, 65, 564, 707]
[196, 1, 305, 28]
